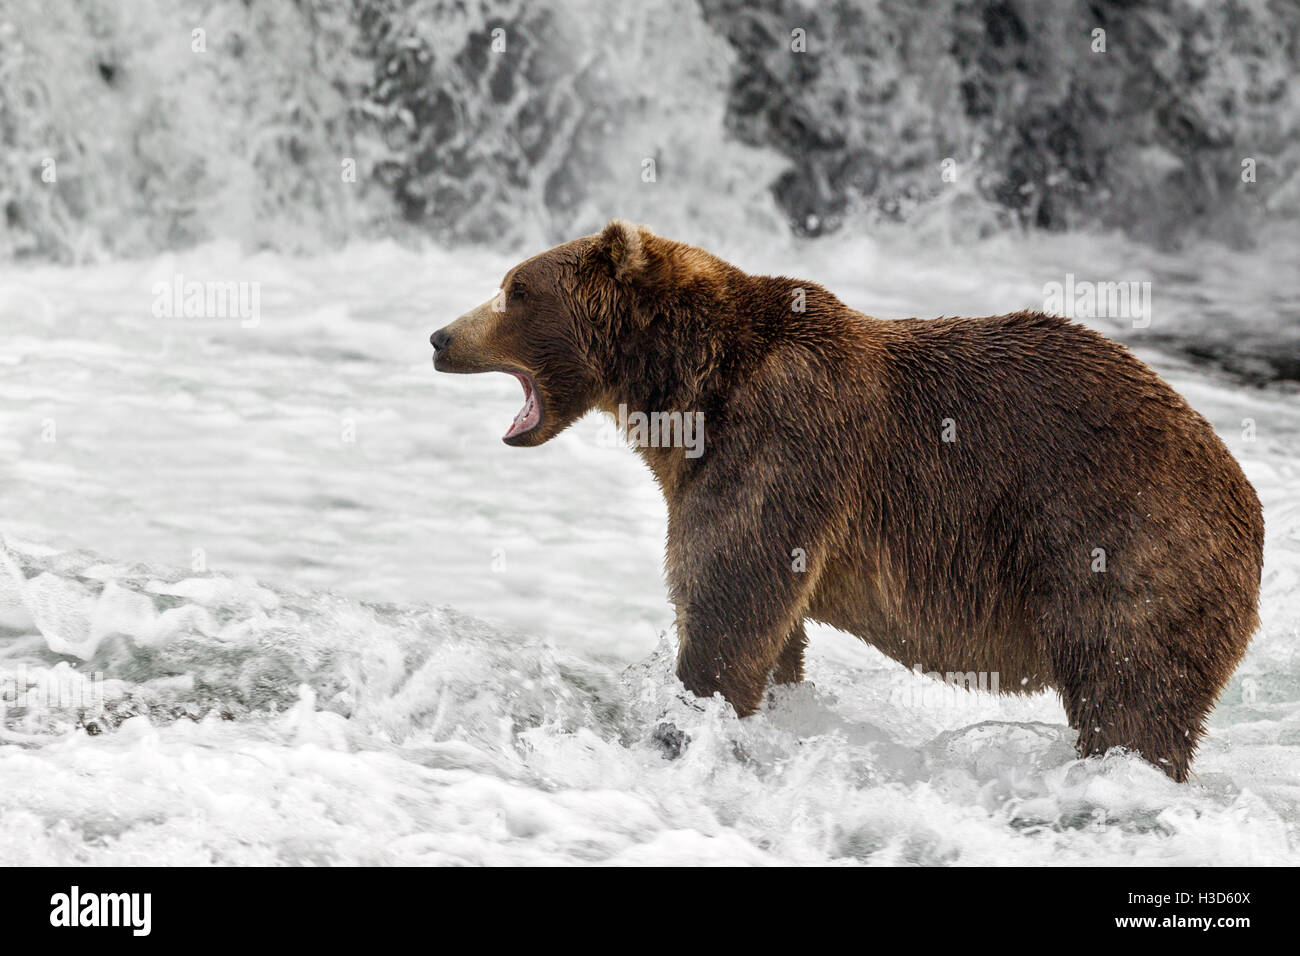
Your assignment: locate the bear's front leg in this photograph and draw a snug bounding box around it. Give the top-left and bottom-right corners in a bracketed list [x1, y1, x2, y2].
[676, 624, 788, 717]
[769, 621, 809, 686]
[668, 493, 821, 718]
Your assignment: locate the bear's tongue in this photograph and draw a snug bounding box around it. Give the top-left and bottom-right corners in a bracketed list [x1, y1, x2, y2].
[504, 373, 540, 439]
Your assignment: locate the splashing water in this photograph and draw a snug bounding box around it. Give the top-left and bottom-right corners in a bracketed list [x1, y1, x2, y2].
[3, 0, 1296, 259]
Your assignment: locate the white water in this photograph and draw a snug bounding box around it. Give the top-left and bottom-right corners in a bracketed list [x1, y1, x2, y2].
[1, 230, 1298, 865]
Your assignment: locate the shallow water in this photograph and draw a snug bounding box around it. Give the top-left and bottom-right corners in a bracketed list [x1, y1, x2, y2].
[1, 231, 1297, 864]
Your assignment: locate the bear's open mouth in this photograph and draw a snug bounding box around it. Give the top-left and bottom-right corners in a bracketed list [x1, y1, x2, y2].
[504, 371, 542, 439]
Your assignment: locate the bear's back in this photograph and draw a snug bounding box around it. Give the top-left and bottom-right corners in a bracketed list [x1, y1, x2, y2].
[836, 309, 1262, 633]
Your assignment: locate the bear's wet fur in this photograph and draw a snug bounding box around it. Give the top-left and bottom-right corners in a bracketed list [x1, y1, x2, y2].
[431, 220, 1264, 782]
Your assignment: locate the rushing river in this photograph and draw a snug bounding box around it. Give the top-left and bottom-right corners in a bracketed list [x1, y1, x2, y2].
[0, 228, 1297, 864]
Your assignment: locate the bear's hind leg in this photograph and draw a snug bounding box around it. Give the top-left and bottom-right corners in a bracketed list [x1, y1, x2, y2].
[1062, 677, 1208, 783]
[1048, 623, 1217, 782]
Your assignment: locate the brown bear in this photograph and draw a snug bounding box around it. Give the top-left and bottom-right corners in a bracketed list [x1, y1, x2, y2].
[430, 219, 1264, 782]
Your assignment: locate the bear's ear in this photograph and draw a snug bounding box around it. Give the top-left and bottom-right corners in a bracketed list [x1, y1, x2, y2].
[595, 219, 648, 281]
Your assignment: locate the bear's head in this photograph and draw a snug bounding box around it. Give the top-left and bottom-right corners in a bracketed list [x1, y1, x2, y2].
[431, 219, 723, 446]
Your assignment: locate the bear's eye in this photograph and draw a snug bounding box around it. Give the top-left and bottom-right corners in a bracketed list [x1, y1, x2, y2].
[509, 285, 528, 302]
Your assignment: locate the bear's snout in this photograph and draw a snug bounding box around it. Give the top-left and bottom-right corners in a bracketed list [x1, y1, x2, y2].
[431, 296, 551, 444]
[430, 326, 459, 372]
[430, 299, 503, 374]
[430, 326, 458, 372]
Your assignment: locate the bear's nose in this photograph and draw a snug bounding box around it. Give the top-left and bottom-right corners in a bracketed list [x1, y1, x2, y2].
[430, 328, 451, 351]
